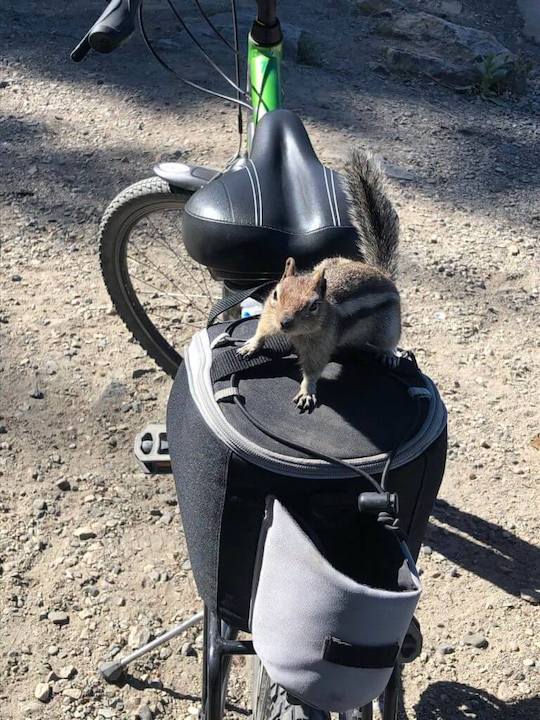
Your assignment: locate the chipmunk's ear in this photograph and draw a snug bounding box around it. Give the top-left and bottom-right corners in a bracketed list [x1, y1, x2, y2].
[312, 267, 327, 298]
[281, 257, 296, 279]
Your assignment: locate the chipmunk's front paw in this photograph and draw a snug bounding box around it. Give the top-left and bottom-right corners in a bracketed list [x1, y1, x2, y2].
[293, 389, 317, 413]
[237, 338, 259, 357]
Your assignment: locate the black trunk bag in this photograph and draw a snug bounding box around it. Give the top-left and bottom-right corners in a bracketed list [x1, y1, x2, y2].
[167, 318, 447, 631]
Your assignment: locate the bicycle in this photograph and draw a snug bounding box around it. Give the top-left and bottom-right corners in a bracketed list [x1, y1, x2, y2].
[72, 0, 363, 378]
[72, 2, 428, 718]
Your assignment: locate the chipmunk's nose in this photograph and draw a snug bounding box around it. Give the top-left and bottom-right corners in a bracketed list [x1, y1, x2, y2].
[280, 315, 294, 331]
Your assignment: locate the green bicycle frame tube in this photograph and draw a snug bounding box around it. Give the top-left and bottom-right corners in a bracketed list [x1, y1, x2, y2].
[247, 35, 283, 125]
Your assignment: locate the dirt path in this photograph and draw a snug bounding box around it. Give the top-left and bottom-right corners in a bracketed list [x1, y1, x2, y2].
[1, 1, 539, 719]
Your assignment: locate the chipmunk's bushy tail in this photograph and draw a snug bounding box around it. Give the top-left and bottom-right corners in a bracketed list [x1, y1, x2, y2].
[344, 149, 399, 279]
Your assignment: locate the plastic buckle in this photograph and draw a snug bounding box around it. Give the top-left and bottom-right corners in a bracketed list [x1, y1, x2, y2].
[210, 332, 232, 350]
[134, 423, 172, 474]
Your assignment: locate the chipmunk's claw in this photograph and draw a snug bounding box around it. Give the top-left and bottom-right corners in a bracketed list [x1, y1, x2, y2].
[237, 339, 258, 357]
[293, 390, 317, 413]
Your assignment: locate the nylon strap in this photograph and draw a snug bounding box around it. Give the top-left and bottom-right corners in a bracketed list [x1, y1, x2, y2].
[323, 636, 399, 669]
[207, 280, 277, 327]
[210, 335, 292, 383]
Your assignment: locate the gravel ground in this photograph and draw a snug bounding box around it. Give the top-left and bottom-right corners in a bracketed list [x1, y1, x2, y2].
[1, 1, 539, 719]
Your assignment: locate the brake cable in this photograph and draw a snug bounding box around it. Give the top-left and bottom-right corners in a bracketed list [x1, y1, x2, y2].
[229, 372, 386, 494]
[138, 2, 253, 111]
[230, 0, 245, 157]
[192, 0, 237, 53]
[165, 0, 250, 100]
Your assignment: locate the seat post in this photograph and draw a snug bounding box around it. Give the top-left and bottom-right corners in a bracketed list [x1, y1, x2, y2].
[252, 0, 282, 46]
[256, 0, 277, 26]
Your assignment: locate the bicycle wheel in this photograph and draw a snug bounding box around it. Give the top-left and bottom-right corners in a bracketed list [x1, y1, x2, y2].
[99, 176, 221, 377]
[252, 658, 329, 720]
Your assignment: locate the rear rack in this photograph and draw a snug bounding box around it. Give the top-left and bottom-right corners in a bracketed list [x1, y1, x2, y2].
[134, 423, 172, 474]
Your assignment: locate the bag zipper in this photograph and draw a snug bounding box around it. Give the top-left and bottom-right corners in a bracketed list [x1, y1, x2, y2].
[185, 330, 447, 479]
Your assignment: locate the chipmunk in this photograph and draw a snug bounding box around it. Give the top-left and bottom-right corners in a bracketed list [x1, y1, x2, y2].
[238, 149, 401, 412]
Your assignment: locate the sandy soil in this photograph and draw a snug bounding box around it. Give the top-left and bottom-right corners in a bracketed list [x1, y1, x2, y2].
[1, 1, 539, 719]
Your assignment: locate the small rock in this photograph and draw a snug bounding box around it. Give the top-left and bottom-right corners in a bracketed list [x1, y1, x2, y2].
[57, 665, 77, 680]
[48, 611, 69, 626]
[63, 687, 82, 700]
[98, 708, 116, 718]
[520, 588, 540, 605]
[420, 545, 433, 555]
[497, 682, 514, 701]
[96, 380, 129, 407]
[181, 642, 196, 657]
[19, 701, 43, 717]
[132, 368, 153, 379]
[34, 683, 51, 703]
[524, 658, 536, 668]
[29, 388, 44, 400]
[48, 645, 59, 656]
[383, 162, 418, 181]
[464, 632, 488, 649]
[128, 626, 152, 649]
[136, 704, 154, 720]
[56, 478, 71, 491]
[437, 643, 455, 655]
[11, 274, 23, 282]
[74, 527, 96, 540]
[33, 498, 47, 514]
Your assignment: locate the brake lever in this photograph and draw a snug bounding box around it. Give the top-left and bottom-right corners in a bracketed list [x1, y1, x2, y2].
[71, 33, 91, 62]
[70, 0, 141, 63]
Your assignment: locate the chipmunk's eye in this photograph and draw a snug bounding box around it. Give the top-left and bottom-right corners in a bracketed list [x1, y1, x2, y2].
[308, 299, 320, 313]
[271, 289, 278, 304]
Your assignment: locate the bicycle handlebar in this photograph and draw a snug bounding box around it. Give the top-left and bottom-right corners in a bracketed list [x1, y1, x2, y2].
[71, 0, 280, 64]
[71, 0, 142, 62]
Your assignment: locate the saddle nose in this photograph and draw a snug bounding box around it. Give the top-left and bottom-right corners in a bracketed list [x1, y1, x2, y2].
[280, 316, 294, 331]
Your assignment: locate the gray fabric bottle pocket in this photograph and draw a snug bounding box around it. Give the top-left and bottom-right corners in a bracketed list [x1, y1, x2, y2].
[250, 497, 422, 713]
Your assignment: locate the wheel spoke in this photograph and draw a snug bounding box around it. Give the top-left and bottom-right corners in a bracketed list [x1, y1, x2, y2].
[140, 216, 214, 299]
[141, 309, 205, 330]
[129, 270, 213, 312]
[127, 253, 209, 314]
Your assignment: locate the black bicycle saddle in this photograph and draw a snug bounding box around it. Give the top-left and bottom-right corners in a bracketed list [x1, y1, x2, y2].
[183, 109, 359, 285]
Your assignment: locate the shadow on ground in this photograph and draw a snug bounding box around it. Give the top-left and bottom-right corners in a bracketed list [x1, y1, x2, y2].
[414, 681, 540, 719]
[2, 0, 540, 223]
[426, 499, 540, 597]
